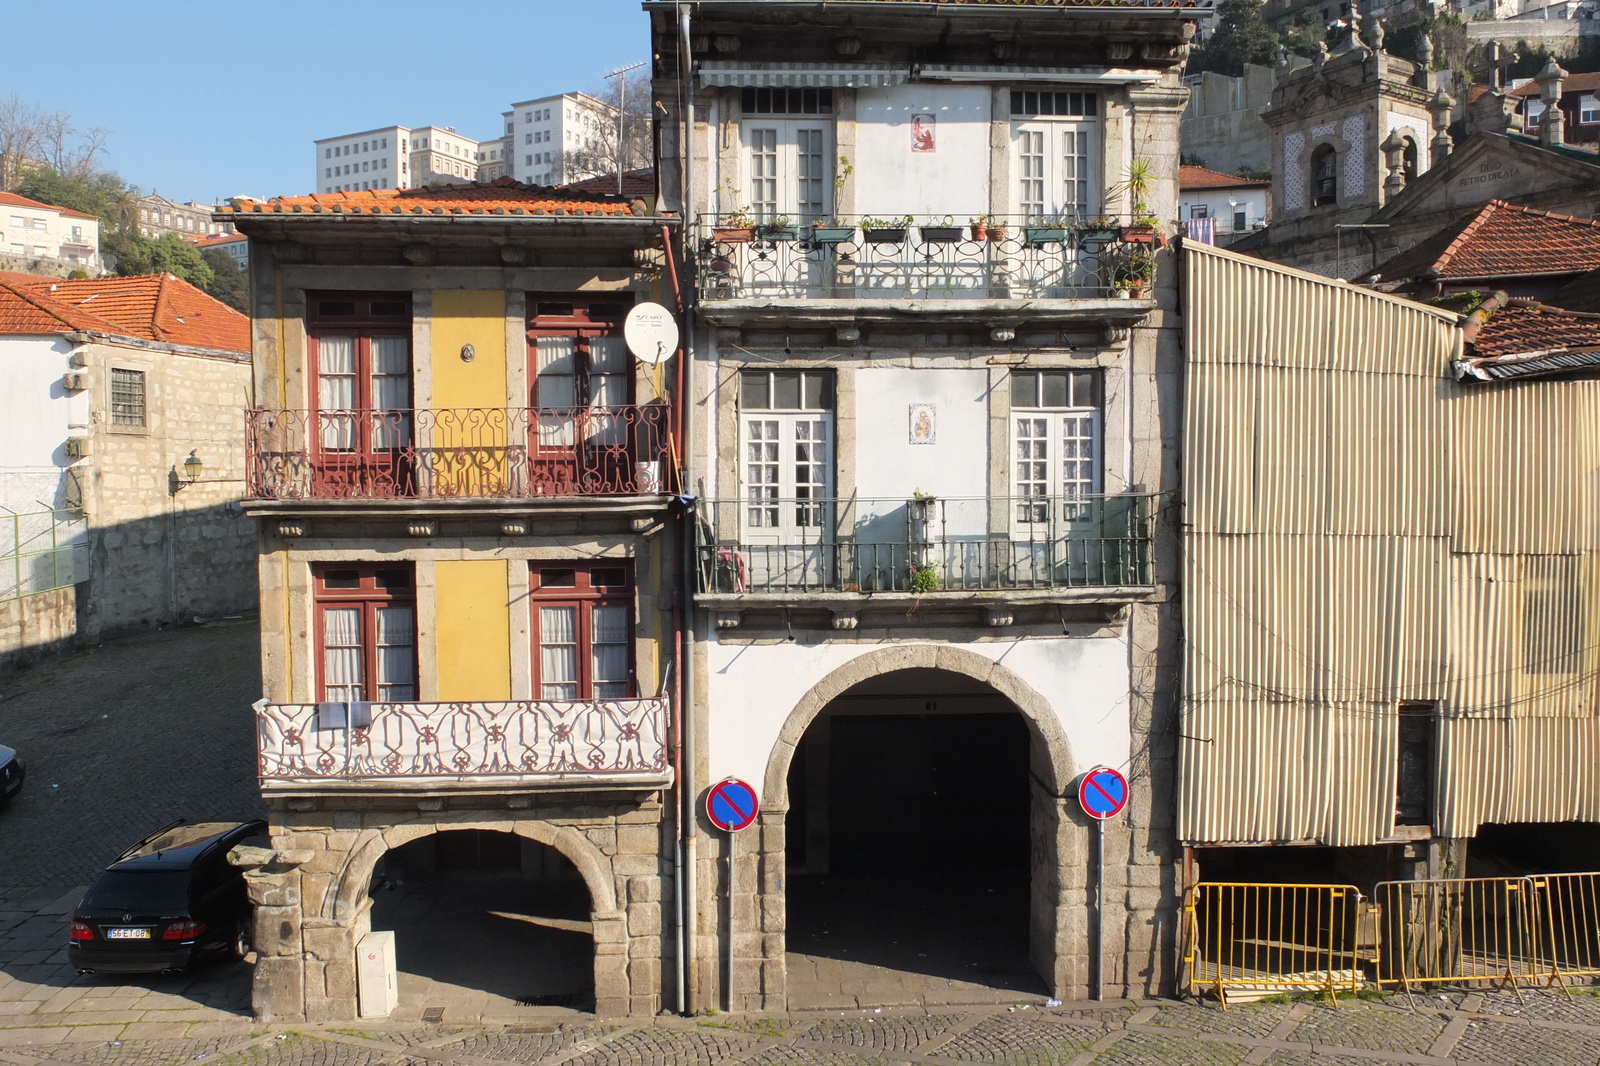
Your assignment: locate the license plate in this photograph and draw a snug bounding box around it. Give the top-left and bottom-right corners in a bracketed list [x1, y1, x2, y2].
[105, 927, 152, 940]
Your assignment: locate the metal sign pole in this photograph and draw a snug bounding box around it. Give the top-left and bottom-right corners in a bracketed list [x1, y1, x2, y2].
[1094, 817, 1104, 1001]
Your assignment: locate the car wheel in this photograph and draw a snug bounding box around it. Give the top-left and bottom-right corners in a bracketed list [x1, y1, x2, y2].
[230, 921, 252, 962]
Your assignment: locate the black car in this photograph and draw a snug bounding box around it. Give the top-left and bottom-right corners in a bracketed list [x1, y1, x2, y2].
[0, 746, 21, 805]
[69, 819, 267, 975]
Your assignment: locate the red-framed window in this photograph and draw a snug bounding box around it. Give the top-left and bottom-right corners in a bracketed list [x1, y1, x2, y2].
[530, 562, 633, 701]
[526, 294, 635, 412]
[308, 292, 413, 454]
[313, 563, 417, 703]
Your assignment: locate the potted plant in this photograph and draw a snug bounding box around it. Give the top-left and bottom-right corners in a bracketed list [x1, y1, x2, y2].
[908, 563, 940, 593]
[809, 217, 856, 244]
[861, 215, 912, 244]
[1076, 217, 1122, 247]
[987, 217, 1009, 242]
[1024, 214, 1072, 248]
[713, 206, 756, 244]
[757, 214, 800, 241]
[1112, 248, 1156, 298]
[1112, 158, 1160, 244]
[969, 214, 989, 241]
[920, 215, 963, 243]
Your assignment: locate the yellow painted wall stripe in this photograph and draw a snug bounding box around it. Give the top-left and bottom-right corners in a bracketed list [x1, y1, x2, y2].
[434, 559, 512, 702]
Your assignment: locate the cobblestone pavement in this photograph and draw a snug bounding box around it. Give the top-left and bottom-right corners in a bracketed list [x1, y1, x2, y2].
[3, 987, 1600, 1066]
[0, 619, 266, 890]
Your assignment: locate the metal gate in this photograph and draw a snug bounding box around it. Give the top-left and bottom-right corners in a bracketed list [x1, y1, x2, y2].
[1185, 882, 1378, 1003]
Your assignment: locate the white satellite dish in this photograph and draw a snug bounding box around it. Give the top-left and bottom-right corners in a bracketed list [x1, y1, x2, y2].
[625, 302, 679, 365]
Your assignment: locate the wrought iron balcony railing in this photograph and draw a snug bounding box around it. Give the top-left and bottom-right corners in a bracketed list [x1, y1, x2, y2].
[695, 494, 1156, 595]
[255, 697, 670, 789]
[245, 405, 673, 501]
[693, 214, 1160, 303]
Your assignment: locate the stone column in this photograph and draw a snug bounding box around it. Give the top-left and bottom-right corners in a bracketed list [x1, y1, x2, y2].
[1537, 58, 1568, 147]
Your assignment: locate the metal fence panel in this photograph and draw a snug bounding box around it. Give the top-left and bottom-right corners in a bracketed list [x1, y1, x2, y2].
[1530, 872, 1600, 985]
[1375, 877, 1541, 989]
[1185, 882, 1375, 1003]
[0, 509, 87, 602]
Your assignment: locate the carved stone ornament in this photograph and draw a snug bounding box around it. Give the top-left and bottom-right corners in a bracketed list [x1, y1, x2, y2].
[407, 521, 436, 537]
[277, 522, 305, 538]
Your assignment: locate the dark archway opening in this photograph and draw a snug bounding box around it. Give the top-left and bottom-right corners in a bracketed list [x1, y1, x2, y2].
[369, 829, 594, 1012]
[784, 668, 1047, 1006]
[1471, 822, 1600, 876]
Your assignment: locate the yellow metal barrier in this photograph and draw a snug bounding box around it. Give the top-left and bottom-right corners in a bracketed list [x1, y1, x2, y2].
[1185, 882, 1377, 1004]
[1530, 872, 1600, 986]
[1374, 877, 1540, 990]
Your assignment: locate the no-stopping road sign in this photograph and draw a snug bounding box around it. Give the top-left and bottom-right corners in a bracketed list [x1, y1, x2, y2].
[1077, 766, 1129, 821]
[706, 777, 760, 832]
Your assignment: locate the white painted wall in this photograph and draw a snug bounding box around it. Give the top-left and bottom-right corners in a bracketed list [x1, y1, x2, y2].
[706, 636, 1132, 794]
[0, 335, 85, 512]
[1178, 187, 1269, 234]
[854, 85, 993, 220]
[852, 367, 989, 534]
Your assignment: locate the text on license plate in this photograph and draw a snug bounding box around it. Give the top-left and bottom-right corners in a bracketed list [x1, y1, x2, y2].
[106, 927, 152, 939]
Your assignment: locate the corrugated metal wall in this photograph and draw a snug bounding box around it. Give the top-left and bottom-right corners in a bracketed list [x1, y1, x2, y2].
[1182, 242, 1600, 845]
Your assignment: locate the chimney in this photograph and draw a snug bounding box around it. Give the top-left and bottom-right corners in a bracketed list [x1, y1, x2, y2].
[1536, 57, 1568, 147]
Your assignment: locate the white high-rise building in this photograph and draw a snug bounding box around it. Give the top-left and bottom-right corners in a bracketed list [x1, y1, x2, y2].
[314, 126, 408, 194]
[313, 92, 617, 195]
[505, 93, 617, 186]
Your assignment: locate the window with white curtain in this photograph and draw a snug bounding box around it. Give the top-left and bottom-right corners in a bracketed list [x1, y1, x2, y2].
[315, 564, 416, 703]
[527, 296, 635, 453]
[531, 563, 632, 701]
[1011, 369, 1103, 528]
[308, 293, 412, 455]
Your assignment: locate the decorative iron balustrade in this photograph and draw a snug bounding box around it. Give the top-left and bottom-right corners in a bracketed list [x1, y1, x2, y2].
[256, 698, 670, 785]
[693, 214, 1159, 302]
[695, 494, 1156, 594]
[245, 405, 672, 500]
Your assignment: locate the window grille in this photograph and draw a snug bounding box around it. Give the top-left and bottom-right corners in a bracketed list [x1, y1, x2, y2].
[110, 368, 146, 426]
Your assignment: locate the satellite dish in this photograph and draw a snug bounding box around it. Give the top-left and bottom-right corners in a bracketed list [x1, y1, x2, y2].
[625, 302, 679, 365]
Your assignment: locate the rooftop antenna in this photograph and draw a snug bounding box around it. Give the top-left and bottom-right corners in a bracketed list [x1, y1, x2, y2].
[607, 61, 648, 196]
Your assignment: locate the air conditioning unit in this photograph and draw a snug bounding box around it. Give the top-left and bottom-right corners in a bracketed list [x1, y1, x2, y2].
[61, 371, 87, 392]
[64, 435, 92, 458]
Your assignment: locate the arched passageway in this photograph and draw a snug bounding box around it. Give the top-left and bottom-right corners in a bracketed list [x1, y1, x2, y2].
[778, 666, 1065, 1007]
[369, 829, 596, 1012]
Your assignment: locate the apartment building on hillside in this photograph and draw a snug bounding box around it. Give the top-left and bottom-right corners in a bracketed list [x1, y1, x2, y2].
[504, 93, 617, 186]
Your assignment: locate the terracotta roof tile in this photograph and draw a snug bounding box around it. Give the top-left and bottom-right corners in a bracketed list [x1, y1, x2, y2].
[0, 190, 101, 221]
[1374, 200, 1600, 284]
[220, 176, 640, 218]
[1457, 295, 1600, 382]
[559, 168, 656, 197]
[1509, 71, 1600, 97]
[0, 273, 249, 353]
[1179, 165, 1269, 190]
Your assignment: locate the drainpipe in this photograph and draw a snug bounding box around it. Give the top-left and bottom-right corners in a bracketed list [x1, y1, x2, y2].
[676, 0, 701, 1017]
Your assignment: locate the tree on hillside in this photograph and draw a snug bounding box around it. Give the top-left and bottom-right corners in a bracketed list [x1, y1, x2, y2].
[15, 167, 137, 229]
[103, 231, 214, 290]
[1187, 0, 1284, 77]
[0, 95, 109, 191]
[565, 70, 652, 185]
[199, 248, 248, 313]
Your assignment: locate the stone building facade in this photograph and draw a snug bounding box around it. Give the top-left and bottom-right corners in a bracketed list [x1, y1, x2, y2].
[650, 0, 1193, 1012]
[0, 273, 254, 670]
[224, 181, 682, 1021]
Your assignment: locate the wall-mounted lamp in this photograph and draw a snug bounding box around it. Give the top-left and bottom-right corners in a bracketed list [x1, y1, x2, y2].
[182, 450, 204, 482]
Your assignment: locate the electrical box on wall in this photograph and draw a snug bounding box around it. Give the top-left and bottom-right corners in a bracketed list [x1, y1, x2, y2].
[356, 930, 398, 1018]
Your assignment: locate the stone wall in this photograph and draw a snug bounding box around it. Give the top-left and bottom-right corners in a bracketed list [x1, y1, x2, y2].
[0, 586, 76, 673]
[244, 795, 672, 1021]
[79, 340, 256, 638]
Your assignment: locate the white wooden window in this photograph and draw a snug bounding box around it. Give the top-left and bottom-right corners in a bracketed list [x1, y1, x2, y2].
[1582, 95, 1600, 124]
[740, 121, 830, 221]
[1011, 370, 1103, 526]
[740, 370, 834, 539]
[1012, 95, 1098, 221]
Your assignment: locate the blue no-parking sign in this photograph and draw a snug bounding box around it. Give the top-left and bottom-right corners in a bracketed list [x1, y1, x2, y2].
[706, 777, 760, 832]
[1077, 766, 1129, 821]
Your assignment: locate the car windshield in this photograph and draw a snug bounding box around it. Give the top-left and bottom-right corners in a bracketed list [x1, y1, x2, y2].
[81, 870, 190, 912]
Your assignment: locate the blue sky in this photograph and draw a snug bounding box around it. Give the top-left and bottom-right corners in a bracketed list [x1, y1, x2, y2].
[2, 0, 652, 204]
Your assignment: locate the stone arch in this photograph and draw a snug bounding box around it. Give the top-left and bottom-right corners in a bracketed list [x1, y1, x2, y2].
[327, 816, 621, 925]
[761, 643, 1077, 811]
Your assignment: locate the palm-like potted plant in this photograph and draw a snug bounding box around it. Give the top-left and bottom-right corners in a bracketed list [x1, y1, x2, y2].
[1113, 158, 1159, 244]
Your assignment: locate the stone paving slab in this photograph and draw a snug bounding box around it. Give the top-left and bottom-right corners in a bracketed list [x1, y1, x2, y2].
[1085, 1030, 1253, 1065]
[1287, 1002, 1447, 1056]
[793, 1016, 962, 1052]
[936, 1015, 1103, 1066]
